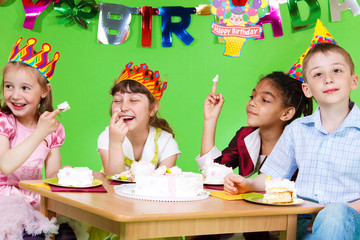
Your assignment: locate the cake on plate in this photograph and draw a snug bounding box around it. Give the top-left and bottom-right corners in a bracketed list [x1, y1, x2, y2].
[111, 161, 155, 181]
[201, 162, 233, 184]
[263, 178, 296, 204]
[57, 167, 93, 187]
[134, 166, 204, 198]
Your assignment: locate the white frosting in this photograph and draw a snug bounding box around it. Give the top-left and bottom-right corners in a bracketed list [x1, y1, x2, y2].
[130, 161, 155, 176]
[265, 179, 295, 193]
[263, 179, 297, 203]
[112, 170, 132, 180]
[57, 167, 93, 187]
[134, 171, 204, 198]
[213, 74, 219, 83]
[202, 162, 233, 184]
[57, 101, 70, 111]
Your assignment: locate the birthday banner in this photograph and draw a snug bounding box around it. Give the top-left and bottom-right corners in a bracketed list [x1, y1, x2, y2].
[5, 0, 360, 57]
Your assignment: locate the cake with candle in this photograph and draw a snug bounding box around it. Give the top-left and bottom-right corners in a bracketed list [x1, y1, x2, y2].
[262, 178, 296, 204]
[201, 162, 233, 184]
[134, 166, 205, 198]
[57, 167, 94, 187]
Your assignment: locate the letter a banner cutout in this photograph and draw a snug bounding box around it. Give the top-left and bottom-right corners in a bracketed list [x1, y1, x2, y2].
[210, 0, 269, 57]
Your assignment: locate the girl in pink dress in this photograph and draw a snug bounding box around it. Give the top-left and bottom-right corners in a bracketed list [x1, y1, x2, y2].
[0, 37, 66, 240]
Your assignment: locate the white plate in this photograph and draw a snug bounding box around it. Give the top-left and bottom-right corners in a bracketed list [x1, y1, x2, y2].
[114, 184, 210, 202]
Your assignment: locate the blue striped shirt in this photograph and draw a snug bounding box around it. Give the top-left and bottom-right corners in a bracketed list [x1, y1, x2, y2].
[261, 102, 360, 205]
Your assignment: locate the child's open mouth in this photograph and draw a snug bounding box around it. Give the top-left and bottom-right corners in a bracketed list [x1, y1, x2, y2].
[12, 103, 26, 110]
[122, 116, 134, 123]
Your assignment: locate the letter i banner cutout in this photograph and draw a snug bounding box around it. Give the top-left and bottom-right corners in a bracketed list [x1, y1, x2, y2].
[210, 0, 269, 57]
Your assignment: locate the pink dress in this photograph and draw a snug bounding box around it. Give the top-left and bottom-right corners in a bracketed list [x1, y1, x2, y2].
[0, 112, 65, 209]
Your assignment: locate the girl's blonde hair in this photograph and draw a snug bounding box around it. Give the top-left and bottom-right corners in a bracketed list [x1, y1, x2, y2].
[110, 79, 175, 137]
[1, 62, 53, 119]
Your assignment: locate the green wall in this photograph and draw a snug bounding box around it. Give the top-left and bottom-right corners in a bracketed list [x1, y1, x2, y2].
[1, 0, 360, 174]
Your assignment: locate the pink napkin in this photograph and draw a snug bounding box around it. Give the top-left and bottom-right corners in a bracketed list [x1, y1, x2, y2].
[49, 185, 107, 192]
[109, 181, 135, 185]
[204, 184, 224, 191]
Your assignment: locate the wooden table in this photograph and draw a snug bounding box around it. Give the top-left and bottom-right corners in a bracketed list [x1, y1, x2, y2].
[20, 174, 324, 240]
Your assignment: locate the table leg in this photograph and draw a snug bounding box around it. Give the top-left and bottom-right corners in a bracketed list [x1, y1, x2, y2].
[40, 197, 56, 220]
[119, 222, 139, 240]
[280, 215, 297, 240]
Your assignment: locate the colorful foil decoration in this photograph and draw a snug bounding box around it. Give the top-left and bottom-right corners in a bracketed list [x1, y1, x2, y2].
[140, 6, 159, 47]
[54, 0, 98, 29]
[256, 0, 287, 40]
[210, 0, 269, 57]
[287, 0, 320, 31]
[158, 7, 196, 47]
[22, 0, 55, 29]
[287, 19, 337, 82]
[97, 3, 139, 45]
[329, 0, 360, 22]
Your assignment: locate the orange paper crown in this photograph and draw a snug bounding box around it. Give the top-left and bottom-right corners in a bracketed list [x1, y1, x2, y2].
[117, 62, 167, 101]
[8, 37, 59, 82]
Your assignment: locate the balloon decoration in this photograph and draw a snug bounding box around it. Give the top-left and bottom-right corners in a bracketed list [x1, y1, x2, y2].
[210, 0, 269, 57]
[140, 7, 159, 47]
[256, 0, 287, 40]
[21, 0, 55, 29]
[97, 3, 139, 45]
[287, 19, 337, 82]
[54, 0, 98, 29]
[329, 0, 360, 22]
[158, 7, 196, 47]
[287, 0, 320, 31]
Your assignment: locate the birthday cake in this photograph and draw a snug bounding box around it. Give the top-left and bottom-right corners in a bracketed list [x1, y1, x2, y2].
[202, 162, 233, 184]
[111, 161, 155, 182]
[57, 167, 94, 187]
[134, 166, 204, 198]
[263, 178, 296, 204]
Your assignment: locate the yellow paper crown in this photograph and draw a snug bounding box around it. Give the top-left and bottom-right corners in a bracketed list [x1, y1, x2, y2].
[117, 62, 167, 101]
[8, 37, 59, 82]
[287, 19, 337, 82]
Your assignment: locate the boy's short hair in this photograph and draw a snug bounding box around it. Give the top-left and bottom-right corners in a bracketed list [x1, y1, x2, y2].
[302, 43, 355, 82]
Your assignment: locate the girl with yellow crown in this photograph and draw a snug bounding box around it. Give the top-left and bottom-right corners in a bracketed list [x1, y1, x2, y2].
[90, 62, 181, 240]
[0, 37, 76, 239]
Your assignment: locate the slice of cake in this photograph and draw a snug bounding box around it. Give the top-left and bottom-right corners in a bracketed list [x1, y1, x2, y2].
[134, 166, 204, 198]
[57, 101, 70, 111]
[57, 167, 93, 187]
[263, 178, 296, 204]
[201, 162, 233, 184]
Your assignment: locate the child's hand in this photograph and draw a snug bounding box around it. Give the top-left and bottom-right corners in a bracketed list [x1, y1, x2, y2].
[36, 109, 61, 138]
[224, 173, 250, 195]
[109, 109, 128, 144]
[204, 92, 224, 121]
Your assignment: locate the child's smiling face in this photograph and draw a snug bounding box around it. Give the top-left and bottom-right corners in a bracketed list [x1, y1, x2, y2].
[302, 51, 359, 107]
[246, 79, 290, 128]
[3, 65, 48, 126]
[112, 90, 157, 133]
